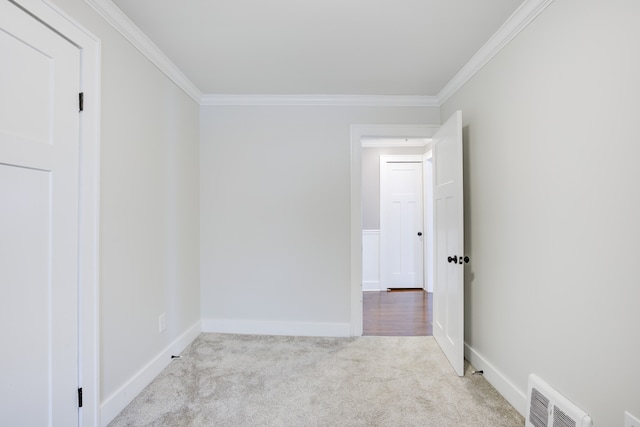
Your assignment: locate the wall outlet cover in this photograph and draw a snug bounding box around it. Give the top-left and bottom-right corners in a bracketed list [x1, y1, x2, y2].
[159, 313, 166, 333]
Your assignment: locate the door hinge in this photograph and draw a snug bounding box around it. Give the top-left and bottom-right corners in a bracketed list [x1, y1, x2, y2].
[78, 387, 83, 408]
[79, 92, 84, 112]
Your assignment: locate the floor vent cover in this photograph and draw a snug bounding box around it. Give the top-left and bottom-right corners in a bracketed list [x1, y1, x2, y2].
[525, 374, 592, 427]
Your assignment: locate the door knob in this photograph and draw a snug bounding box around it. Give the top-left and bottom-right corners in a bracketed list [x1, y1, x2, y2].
[447, 255, 458, 264]
[464, 256, 470, 263]
[417, 232, 422, 236]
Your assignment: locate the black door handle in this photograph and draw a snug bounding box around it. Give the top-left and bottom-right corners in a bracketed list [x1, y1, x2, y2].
[447, 255, 469, 264]
[417, 232, 422, 236]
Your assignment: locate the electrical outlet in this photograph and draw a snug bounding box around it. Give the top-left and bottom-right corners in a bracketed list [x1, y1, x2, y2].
[626, 411, 640, 427]
[158, 313, 166, 333]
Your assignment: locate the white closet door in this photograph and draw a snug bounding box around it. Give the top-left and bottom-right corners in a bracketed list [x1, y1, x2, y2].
[0, 2, 81, 425]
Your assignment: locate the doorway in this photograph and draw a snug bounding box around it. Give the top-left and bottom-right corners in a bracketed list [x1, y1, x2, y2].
[359, 138, 434, 336]
[350, 113, 466, 373]
[349, 125, 439, 336]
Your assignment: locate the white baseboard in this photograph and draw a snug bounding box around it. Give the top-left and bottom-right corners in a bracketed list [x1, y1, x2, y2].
[201, 318, 351, 337]
[464, 343, 528, 417]
[100, 321, 202, 427]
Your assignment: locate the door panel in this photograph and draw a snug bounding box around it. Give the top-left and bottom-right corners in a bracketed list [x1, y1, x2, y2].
[0, 2, 81, 425]
[0, 27, 51, 145]
[0, 166, 51, 425]
[380, 157, 424, 288]
[432, 111, 465, 376]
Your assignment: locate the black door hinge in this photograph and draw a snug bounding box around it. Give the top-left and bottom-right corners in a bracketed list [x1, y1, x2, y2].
[78, 387, 83, 408]
[79, 92, 84, 112]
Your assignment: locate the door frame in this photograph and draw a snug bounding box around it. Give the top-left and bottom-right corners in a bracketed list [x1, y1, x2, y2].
[350, 124, 439, 336]
[423, 151, 434, 292]
[12, 0, 101, 424]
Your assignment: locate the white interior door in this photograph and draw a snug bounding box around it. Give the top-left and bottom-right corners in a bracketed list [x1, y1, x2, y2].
[380, 156, 424, 288]
[0, 2, 81, 425]
[432, 111, 465, 376]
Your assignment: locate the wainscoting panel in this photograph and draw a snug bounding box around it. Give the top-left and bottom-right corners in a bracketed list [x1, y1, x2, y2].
[363, 230, 383, 291]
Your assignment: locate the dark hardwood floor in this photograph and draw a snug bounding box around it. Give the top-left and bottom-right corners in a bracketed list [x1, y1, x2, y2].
[363, 289, 432, 336]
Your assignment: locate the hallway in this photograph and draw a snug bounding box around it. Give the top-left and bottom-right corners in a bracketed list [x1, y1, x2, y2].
[363, 289, 432, 336]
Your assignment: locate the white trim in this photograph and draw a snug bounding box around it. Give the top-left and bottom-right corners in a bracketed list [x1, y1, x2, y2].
[100, 321, 202, 427]
[361, 137, 432, 148]
[200, 94, 440, 107]
[422, 151, 434, 293]
[350, 124, 437, 336]
[380, 154, 424, 162]
[352, 124, 440, 140]
[201, 319, 351, 337]
[350, 132, 364, 336]
[437, 0, 555, 105]
[464, 343, 528, 417]
[14, 1, 102, 425]
[83, 0, 202, 103]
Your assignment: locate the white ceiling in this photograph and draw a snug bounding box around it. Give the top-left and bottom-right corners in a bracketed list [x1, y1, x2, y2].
[111, 0, 525, 96]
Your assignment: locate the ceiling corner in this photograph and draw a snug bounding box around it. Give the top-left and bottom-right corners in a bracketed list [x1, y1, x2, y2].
[83, 0, 202, 103]
[437, 0, 556, 105]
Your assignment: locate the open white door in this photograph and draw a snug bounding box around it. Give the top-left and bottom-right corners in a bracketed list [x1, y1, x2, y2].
[432, 111, 465, 376]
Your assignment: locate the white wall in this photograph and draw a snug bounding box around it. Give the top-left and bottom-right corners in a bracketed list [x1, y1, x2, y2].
[441, 0, 640, 425]
[50, 1, 201, 423]
[200, 106, 439, 335]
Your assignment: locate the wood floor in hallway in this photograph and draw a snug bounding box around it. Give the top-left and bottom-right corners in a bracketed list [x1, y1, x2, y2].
[363, 289, 432, 336]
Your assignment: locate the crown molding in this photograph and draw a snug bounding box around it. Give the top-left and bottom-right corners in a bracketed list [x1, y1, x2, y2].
[437, 0, 555, 105]
[83, 0, 553, 108]
[84, 0, 202, 103]
[200, 94, 440, 107]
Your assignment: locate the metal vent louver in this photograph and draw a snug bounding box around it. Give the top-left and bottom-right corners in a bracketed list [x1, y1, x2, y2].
[529, 387, 549, 427]
[553, 405, 577, 427]
[525, 374, 592, 427]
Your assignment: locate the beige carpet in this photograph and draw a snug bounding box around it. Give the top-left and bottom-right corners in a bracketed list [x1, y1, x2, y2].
[108, 333, 524, 426]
